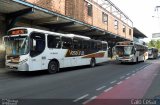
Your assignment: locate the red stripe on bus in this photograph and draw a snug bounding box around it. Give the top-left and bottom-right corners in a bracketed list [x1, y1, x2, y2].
[82, 52, 105, 58]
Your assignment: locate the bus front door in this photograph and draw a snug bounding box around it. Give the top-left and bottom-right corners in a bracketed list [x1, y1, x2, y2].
[29, 33, 46, 71]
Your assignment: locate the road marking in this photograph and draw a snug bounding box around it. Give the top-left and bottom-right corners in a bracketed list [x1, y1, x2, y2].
[132, 74, 136, 76]
[98, 63, 159, 99]
[104, 87, 113, 92]
[110, 80, 117, 84]
[136, 64, 151, 72]
[126, 73, 130, 75]
[73, 94, 89, 102]
[120, 76, 125, 79]
[117, 81, 123, 85]
[96, 86, 106, 91]
[153, 74, 160, 76]
[125, 77, 130, 80]
[82, 96, 97, 105]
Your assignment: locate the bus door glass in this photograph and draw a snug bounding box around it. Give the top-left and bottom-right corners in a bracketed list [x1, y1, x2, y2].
[72, 38, 82, 66]
[29, 32, 46, 70]
[61, 37, 72, 67]
[102, 43, 108, 57]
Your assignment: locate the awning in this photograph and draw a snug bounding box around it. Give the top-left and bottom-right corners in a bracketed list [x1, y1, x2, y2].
[0, 0, 130, 44]
[133, 27, 147, 38]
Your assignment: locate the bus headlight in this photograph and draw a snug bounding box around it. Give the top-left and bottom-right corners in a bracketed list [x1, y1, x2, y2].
[116, 55, 119, 59]
[130, 55, 134, 58]
[116, 55, 119, 57]
[0, 44, 5, 51]
[20, 59, 28, 64]
[131, 58, 134, 62]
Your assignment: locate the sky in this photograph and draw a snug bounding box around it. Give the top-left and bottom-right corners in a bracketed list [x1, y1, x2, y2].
[110, 0, 160, 42]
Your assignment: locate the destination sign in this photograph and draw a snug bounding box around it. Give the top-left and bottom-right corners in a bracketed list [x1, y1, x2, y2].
[8, 29, 27, 35]
[117, 41, 134, 45]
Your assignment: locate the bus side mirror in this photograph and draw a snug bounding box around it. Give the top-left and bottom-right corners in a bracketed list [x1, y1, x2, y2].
[134, 50, 136, 54]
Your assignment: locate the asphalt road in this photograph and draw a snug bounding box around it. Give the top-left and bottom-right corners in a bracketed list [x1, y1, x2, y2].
[0, 60, 158, 104]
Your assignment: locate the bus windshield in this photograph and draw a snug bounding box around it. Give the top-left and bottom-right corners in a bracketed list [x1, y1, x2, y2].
[5, 36, 29, 56]
[116, 46, 134, 57]
[148, 49, 152, 54]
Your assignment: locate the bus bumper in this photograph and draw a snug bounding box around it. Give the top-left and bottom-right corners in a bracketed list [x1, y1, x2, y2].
[116, 58, 134, 63]
[148, 55, 153, 59]
[6, 63, 29, 71]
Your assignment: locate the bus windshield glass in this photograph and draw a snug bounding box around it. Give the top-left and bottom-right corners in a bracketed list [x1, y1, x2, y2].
[148, 49, 152, 54]
[5, 36, 29, 56]
[116, 46, 134, 56]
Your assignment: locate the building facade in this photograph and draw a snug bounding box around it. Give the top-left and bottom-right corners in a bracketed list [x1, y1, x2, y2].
[26, 0, 133, 40]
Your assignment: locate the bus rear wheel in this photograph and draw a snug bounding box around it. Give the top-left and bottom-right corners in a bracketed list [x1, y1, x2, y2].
[136, 57, 138, 63]
[48, 61, 59, 74]
[90, 58, 96, 67]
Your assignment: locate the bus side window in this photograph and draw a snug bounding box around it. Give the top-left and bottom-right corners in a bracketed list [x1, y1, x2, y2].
[132, 47, 136, 54]
[90, 40, 97, 50]
[135, 45, 140, 51]
[73, 38, 82, 50]
[61, 37, 72, 49]
[83, 40, 90, 50]
[102, 43, 107, 51]
[30, 32, 45, 57]
[47, 35, 61, 49]
[97, 41, 102, 51]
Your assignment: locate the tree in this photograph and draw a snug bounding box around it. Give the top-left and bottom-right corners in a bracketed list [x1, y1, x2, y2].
[156, 40, 160, 51]
[148, 40, 156, 48]
[148, 39, 160, 52]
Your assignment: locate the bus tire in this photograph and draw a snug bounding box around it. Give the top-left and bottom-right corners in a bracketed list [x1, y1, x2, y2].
[121, 62, 124, 64]
[136, 57, 138, 63]
[90, 58, 96, 67]
[48, 60, 59, 74]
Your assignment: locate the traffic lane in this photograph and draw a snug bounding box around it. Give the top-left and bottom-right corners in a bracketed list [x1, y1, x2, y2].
[83, 59, 160, 105]
[0, 61, 150, 99]
[0, 61, 151, 99]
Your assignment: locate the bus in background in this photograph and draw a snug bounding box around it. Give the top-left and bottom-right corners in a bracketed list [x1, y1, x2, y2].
[4, 27, 108, 73]
[115, 41, 148, 63]
[148, 48, 158, 59]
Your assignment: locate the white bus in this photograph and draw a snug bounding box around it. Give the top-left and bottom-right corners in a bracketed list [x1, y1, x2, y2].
[4, 27, 108, 73]
[115, 41, 148, 63]
[148, 48, 158, 59]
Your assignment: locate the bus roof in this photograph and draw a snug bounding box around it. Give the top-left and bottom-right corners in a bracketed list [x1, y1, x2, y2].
[7, 27, 108, 43]
[66, 34, 91, 40]
[116, 41, 134, 46]
[148, 47, 158, 50]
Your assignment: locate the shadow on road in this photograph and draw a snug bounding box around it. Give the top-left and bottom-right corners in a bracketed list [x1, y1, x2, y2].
[3, 62, 109, 77]
[114, 61, 149, 65]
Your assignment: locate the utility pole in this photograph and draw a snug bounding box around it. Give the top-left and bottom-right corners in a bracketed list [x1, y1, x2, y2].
[152, 6, 160, 39]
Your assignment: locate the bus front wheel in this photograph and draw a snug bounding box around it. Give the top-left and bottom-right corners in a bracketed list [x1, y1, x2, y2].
[90, 58, 96, 67]
[143, 56, 145, 62]
[48, 61, 59, 74]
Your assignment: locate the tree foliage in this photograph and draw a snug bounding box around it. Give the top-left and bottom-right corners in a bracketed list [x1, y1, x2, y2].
[147, 40, 160, 52]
